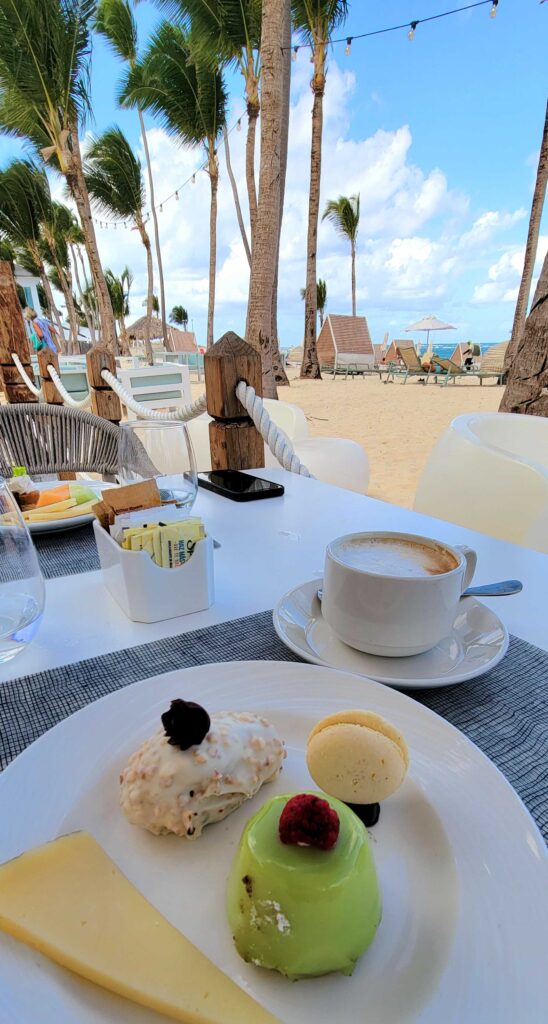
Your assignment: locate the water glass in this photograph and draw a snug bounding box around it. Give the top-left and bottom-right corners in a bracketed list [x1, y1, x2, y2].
[0, 480, 45, 664]
[117, 420, 198, 512]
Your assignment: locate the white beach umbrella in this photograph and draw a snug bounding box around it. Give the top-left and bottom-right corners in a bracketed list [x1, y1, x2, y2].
[405, 314, 456, 348]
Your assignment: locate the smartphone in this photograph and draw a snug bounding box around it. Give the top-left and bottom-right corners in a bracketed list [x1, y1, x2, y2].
[198, 470, 285, 502]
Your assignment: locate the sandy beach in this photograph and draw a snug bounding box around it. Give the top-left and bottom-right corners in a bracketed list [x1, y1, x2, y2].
[194, 369, 504, 509]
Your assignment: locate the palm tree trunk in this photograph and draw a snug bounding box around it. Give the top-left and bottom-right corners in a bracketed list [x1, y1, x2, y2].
[245, 48, 259, 246]
[138, 217, 155, 366]
[502, 100, 548, 378]
[119, 313, 131, 355]
[64, 122, 117, 353]
[319, 307, 324, 328]
[53, 258, 79, 354]
[207, 145, 218, 350]
[351, 238, 356, 317]
[69, 242, 95, 344]
[498, 250, 548, 415]
[223, 125, 251, 266]
[300, 71, 324, 380]
[245, 0, 283, 399]
[270, 0, 291, 389]
[138, 107, 169, 353]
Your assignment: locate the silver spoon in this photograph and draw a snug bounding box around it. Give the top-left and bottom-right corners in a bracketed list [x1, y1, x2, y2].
[316, 580, 522, 603]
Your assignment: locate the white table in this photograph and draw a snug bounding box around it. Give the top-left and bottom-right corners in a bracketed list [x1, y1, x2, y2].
[2, 469, 547, 684]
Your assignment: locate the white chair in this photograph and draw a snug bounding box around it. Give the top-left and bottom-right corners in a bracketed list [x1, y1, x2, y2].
[187, 399, 369, 494]
[118, 364, 191, 413]
[414, 412, 548, 552]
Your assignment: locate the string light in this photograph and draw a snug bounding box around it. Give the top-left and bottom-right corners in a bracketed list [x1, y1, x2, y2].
[175, 191, 179, 201]
[191, 173, 196, 184]
[285, 1, 502, 53]
[237, 118, 242, 131]
[159, 203, 163, 212]
[345, 37, 352, 55]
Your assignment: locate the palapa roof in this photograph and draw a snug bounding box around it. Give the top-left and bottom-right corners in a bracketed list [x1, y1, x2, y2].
[127, 316, 197, 353]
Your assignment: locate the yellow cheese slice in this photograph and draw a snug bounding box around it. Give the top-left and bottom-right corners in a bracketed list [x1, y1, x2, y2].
[0, 832, 279, 1024]
[23, 502, 96, 522]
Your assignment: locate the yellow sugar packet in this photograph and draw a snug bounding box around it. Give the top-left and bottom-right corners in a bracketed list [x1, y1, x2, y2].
[121, 524, 158, 550]
[129, 531, 155, 559]
[159, 520, 205, 568]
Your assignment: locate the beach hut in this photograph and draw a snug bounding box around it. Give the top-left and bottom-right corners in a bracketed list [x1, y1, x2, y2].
[317, 314, 374, 369]
[384, 339, 415, 364]
[127, 316, 198, 354]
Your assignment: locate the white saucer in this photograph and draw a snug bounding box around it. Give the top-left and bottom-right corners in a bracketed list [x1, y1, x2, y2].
[273, 579, 509, 688]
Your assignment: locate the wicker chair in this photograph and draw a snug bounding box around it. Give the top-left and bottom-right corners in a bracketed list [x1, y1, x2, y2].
[0, 404, 154, 480]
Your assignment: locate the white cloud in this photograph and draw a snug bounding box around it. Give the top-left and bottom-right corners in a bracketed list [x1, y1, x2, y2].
[472, 234, 548, 304]
[66, 59, 533, 345]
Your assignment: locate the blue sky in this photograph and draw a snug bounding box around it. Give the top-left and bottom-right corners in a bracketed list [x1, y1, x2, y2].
[1, 0, 546, 348]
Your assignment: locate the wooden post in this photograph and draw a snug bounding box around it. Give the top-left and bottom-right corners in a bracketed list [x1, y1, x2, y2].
[86, 346, 122, 423]
[0, 260, 38, 403]
[204, 332, 265, 470]
[37, 348, 63, 405]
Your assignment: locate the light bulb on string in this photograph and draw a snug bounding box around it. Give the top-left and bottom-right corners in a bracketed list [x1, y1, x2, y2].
[160, 203, 163, 213]
[292, 46, 298, 62]
[408, 21, 418, 41]
[490, 1, 498, 18]
[192, 173, 196, 184]
[237, 118, 242, 132]
[175, 191, 179, 201]
[345, 37, 352, 56]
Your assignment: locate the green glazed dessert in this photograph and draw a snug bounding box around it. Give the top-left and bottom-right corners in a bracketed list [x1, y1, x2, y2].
[226, 792, 381, 980]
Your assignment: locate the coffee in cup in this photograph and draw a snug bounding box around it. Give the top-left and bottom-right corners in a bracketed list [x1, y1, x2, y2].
[322, 531, 477, 657]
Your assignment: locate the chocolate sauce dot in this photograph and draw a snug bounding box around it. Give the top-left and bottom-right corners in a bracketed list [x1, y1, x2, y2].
[347, 802, 381, 828]
[161, 699, 211, 750]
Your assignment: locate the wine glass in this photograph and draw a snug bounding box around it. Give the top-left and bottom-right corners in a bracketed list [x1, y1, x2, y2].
[0, 480, 45, 663]
[117, 420, 198, 512]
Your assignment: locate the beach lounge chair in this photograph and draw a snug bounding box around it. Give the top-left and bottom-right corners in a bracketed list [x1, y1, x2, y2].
[476, 341, 509, 385]
[414, 412, 548, 553]
[384, 344, 429, 384]
[331, 352, 378, 379]
[430, 356, 470, 386]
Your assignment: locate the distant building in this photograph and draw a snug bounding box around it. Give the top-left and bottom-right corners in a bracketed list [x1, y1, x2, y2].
[316, 314, 374, 369]
[14, 264, 42, 312]
[127, 316, 198, 353]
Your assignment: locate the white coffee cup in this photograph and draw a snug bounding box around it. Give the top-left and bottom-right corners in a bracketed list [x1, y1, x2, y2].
[322, 531, 477, 657]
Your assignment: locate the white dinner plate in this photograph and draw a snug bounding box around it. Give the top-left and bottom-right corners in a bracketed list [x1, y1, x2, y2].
[21, 479, 112, 535]
[273, 579, 509, 688]
[0, 661, 545, 1023]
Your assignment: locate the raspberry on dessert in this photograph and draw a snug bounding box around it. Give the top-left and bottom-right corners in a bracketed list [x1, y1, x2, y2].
[279, 794, 340, 851]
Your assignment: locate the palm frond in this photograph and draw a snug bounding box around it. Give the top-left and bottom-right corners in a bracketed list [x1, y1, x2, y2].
[157, 0, 261, 69]
[0, 0, 95, 151]
[83, 125, 145, 221]
[119, 21, 227, 147]
[95, 0, 138, 65]
[291, 0, 349, 45]
[322, 194, 360, 242]
[0, 159, 52, 252]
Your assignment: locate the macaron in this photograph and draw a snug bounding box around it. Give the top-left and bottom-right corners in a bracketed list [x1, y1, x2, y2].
[306, 710, 409, 804]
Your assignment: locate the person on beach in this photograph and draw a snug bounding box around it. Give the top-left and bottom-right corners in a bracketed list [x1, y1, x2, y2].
[463, 346, 474, 370]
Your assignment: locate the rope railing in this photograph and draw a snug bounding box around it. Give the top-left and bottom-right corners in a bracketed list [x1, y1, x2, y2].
[46, 364, 92, 410]
[11, 353, 42, 399]
[10, 353, 311, 478]
[235, 382, 312, 477]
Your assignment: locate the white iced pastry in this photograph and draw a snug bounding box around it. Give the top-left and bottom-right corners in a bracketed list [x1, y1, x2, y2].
[120, 710, 286, 839]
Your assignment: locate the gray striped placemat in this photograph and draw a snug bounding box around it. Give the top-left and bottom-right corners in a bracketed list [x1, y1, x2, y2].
[33, 524, 100, 579]
[0, 612, 546, 839]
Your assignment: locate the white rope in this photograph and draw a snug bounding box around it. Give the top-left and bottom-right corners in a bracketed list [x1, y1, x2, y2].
[11, 353, 42, 398]
[46, 364, 92, 409]
[100, 369, 208, 421]
[235, 381, 312, 477]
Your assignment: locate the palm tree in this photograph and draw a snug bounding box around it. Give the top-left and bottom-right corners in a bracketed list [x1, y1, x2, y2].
[292, 0, 349, 379]
[152, 294, 160, 314]
[270, 0, 292, 388]
[62, 211, 96, 344]
[105, 266, 133, 354]
[121, 22, 227, 348]
[322, 194, 360, 316]
[95, 0, 168, 352]
[0, 0, 117, 351]
[170, 305, 189, 329]
[300, 278, 327, 327]
[169, 1, 261, 251]
[0, 159, 67, 350]
[41, 201, 85, 352]
[501, 99, 548, 380]
[245, 0, 284, 397]
[84, 125, 154, 364]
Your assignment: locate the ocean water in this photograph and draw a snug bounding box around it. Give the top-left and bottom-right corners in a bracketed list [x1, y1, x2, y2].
[415, 342, 496, 360]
